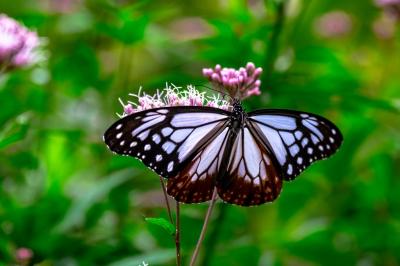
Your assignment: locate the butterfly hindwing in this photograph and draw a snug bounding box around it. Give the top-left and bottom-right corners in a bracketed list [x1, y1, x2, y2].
[248, 109, 343, 181]
[167, 127, 230, 203]
[104, 106, 230, 178]
[216, 126, 282, 206]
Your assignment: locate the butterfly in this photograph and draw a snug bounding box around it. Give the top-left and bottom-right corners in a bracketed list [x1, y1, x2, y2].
[104, 99, 342, 206]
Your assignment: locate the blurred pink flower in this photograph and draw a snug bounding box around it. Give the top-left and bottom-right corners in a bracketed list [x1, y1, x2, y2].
[168, 17, 212, 41]
[15, 247, 33, 265]
[202, 62, 262, 100]
[119, 84, 230, 117]
[314, 11, 353, 38]
[372, 14, 396, 39]
[0, 14, 43, 71]
[50, 0, 82, 13]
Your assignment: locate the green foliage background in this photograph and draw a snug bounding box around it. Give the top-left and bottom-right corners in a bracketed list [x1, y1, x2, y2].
[1, 0, 399, 265]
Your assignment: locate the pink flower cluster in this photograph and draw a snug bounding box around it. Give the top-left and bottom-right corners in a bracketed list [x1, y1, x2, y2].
[119, 84, 230, 117]
[0, 14, 42, 71]
[202, 62, 262, 100]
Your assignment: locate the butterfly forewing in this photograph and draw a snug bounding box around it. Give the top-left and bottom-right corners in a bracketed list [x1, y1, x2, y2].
[217, 126, 282, 206]
[248, 110, 343, 181]
[104, 106, 230, 178]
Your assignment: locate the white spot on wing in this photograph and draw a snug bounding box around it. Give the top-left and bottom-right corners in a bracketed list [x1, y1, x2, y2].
[156, 154, 163, 161]
[167, 161, 174, 172]
[170, 129, 193, 143]
[295, 131, 303, 140]
[144, 144, 151, 151]
[297, 157, 303, 164]
[116, 124, 122, 130]
[116, 133, 122, 139]
[301, 138, 309, 147]
[130, 141, 137, 147]
[157, 109, 169, 114]
[152, 134, 161, 144]
[281, 132, 295, 146]
[162, 141, 176, 154]
[161, 127, 173, 137]
[289, 144, 300, 157]
[287, 164, 293, 175]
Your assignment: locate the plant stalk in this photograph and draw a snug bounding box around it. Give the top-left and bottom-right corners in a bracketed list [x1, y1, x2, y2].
[159, 176, 174, 225]
[190, 188, 218, 266]
[176, 201, 181, 266]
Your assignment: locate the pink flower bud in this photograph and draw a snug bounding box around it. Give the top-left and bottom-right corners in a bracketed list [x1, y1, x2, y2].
[202, 62, 263, 100]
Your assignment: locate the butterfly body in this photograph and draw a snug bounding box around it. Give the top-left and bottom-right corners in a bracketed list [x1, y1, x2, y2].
[104, 101, 342, 206]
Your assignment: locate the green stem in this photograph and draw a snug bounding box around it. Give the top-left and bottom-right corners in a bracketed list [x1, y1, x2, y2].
[190, 188, 218, 266]
[199, 204, 228, 266]
[176, 201, 181, 266]
[159, 176, 174, 225]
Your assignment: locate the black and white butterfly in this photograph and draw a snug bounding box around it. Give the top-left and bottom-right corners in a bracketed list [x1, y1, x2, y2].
[104, 100, 342, 206]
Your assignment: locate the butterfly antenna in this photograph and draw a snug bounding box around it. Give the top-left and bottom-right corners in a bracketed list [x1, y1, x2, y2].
[194, 84, 233, 100]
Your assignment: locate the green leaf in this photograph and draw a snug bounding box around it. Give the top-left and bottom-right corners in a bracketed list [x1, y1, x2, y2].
[0, 112, 31, 149]
[145, 217, 175, 236]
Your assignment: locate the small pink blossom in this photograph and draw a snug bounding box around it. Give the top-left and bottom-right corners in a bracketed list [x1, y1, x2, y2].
[118, 84, 230, 117]
[372, 14, 396, 39]
[202, 62, 262, 100]
[0, 14, 43, 71]
[15, 247, 33, 265]
[314, 11, 353, 38]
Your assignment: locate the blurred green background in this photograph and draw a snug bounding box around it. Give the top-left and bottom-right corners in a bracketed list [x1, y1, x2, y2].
[1, 0, 399, 265]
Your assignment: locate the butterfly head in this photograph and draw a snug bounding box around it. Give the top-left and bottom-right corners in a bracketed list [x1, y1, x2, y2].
[232, 98, 243, 112]
[231, 99, 246, 125]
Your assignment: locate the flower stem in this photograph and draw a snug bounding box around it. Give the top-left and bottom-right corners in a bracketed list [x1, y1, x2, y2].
[159, 176, 174, 225]
[176, 201, 181, 266]
[190, 188, 218, 266]
[199, 204, 228, 266]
